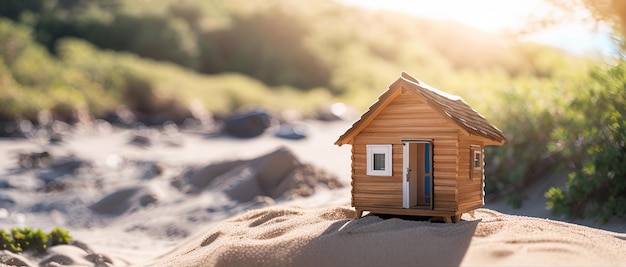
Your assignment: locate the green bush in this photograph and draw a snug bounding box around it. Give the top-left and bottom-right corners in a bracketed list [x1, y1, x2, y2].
[48, 227, 72, 246]
[0, 227, 71, 254]
[0, 229, 20, 253]
[27, 228, 48, 253]
[545, 61, 626, 223]
[11, 227, 31, 253]
[484, 80, 569, 206]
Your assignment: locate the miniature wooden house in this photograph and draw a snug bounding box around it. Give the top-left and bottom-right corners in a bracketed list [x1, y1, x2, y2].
[335, 72, 506, 223]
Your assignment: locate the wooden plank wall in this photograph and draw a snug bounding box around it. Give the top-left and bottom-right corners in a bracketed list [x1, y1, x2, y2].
[433, 138, 459, 211]
[457, 137, 485, 213]
[351, 91, 460, 211]
[350, 145, 356, 207]
[352, 142, 403, 207]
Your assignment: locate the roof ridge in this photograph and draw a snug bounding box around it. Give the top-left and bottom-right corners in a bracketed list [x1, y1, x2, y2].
[335, 73, 506, 146]
[401, 72, 420, 84]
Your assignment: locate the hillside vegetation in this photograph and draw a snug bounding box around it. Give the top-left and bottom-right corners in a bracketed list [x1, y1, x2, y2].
[0, 0, 623, 222]
[0, 0, 591, 116]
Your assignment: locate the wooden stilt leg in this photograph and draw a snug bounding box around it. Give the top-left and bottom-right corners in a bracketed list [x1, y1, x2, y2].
[354, 209, 364, 218]
[443, 216, 452, 223]
[452, 215, 461, 223]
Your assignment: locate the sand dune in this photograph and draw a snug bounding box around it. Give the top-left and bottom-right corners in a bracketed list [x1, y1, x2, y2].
[0, 120, 624, 266]
[153, 207, 626, 267]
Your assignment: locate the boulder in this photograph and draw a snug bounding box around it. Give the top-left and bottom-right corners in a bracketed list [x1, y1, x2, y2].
[174, 147, 343, 202]
[89, 186, 161, 215]
[274, 123, 308, 140]
[223, 110, 272, 138]
[0, 120, 28, 138]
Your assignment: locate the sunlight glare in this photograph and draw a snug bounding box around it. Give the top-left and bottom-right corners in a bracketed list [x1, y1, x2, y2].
[339, 0, 614, 55]
[339, 0, 549, 33]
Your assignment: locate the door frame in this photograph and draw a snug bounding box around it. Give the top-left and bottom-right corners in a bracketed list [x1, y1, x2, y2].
[402, 140, 433, 209]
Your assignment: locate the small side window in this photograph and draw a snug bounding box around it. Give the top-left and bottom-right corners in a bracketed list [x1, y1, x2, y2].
[367, 144, 392, 176]
[471, 145, 482, 180]
[473, 150, 482, 170]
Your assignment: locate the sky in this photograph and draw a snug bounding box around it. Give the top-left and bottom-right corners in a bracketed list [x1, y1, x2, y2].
[340, 0, 617, 56]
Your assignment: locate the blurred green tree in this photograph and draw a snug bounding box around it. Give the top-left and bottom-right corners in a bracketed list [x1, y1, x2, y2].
[198, 8, 331, 89]
[545, 61, 626, 223]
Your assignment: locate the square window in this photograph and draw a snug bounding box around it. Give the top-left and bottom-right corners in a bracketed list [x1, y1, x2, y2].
[373, 153, 386, 170]
[367, 145, 392, 176]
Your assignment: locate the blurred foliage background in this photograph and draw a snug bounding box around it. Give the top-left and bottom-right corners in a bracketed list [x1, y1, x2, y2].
[0, 0, 623, 223]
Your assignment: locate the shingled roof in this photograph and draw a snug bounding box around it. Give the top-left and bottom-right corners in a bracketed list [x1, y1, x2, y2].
[335, 72, 506, 146]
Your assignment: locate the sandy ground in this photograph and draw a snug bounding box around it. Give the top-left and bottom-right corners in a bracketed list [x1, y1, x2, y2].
[152, 207, 626, 267]
[0, 119, 624, 266]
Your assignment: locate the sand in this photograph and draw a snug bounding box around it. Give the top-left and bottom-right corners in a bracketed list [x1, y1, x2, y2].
[152, 207, 626, 267]
[0, 119, 624, 266]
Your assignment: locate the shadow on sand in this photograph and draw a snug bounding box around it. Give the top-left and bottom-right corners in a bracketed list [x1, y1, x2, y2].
[290, 214, 479, 266]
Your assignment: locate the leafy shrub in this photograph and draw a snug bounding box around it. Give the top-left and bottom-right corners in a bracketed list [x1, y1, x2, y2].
[0, 227, 72, 254]
[0, 230, 20, 253]
[11, 227, 30, 253]
[484, 83, 567, 206]
[545, 61, 626, 223]
[48, 227, 72, 246]
[27, 228, 48, 253]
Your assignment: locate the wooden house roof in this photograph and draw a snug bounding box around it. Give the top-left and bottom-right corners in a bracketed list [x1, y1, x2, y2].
[335, 72, 506, 146]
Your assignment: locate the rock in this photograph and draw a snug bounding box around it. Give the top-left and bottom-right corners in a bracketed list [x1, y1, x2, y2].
[37, 155, 92, 182]
[173, 160, 246, 192]
[89, 186, 161, 215]
[30, 194, 88, 214]
[42, 179, 72, 193]
[18, 151, 52, 169]
[223, 109, 273, 138]
[102, 105, 137, 128]
[0, 120, 28, 138]
[33, 154, 96, 192]
[274, 123, 308, 140]
[48, 132, 65, 145]
[141, 161, 165, 179]
[0, 250, 33, 266]
[50, 156, 91, 174]
[139, 194, 158, 207]
[128, 134, 151, 147]
[175, 147, 343, 202]
[0, 120, 19, 138]
[132, 99, 193, 127]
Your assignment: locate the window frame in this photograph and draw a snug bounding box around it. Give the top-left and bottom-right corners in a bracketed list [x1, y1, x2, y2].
[473, 150, 482, 170]
[366, 144, 393, 176]
[470, 145, 483, 180]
